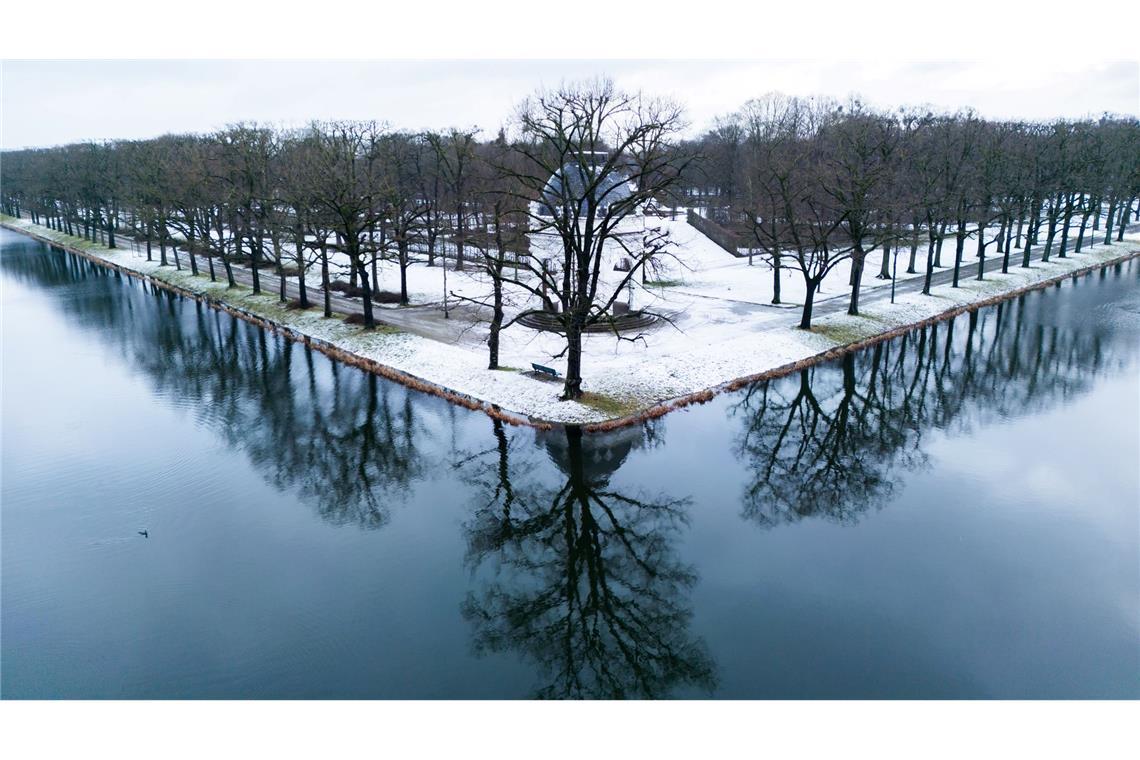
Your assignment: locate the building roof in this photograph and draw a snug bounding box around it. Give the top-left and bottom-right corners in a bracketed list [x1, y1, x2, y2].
[537, 161, 635, 218]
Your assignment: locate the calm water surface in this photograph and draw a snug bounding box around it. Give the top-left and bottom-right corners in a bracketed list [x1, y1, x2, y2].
[2, 228, 1138, 699]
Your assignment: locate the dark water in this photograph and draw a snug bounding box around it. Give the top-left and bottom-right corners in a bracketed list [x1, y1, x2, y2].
[2, 227, 1138, 699]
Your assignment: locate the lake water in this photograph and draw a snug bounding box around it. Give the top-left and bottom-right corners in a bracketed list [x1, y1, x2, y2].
[2, 227, 1138, 699]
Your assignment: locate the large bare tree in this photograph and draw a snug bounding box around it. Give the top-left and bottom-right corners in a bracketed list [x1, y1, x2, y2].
[496, 79, 692, 400]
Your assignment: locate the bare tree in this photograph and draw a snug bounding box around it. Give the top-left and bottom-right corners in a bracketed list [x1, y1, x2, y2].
[816, 100, 899, 315]
[737, 94, 851, 328]
[495, 79, 692, 400]
[426, 128, 478, 273]
[303, 120, 389, 328]
[376, 131, 431, 305]
[460, 135, 532, 369]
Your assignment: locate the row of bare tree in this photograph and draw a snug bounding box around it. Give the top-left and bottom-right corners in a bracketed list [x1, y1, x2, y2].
[2, 82, 1138, 396]
[0, 81, 689, 400]
[690, 95, 1140, 327]
[0, 122, 519, 317]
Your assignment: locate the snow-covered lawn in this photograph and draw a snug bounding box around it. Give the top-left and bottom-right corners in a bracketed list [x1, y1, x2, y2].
[5, 213, 1137, 426]
[649, 217, 924, 307]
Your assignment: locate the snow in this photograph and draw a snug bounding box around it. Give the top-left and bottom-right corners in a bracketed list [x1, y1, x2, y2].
[5, 212, 1137, 427]
[655, 216, 927, 306]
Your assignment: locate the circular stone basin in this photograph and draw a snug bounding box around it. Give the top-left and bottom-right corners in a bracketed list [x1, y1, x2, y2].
[516, 309, 661, 334]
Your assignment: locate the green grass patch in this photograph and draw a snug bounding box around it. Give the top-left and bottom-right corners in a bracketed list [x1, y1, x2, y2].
[644, 279, 683, 288]
[811, 323, 871, 345]
[579, 391, 640, 417]
[494, 366, 521, 372]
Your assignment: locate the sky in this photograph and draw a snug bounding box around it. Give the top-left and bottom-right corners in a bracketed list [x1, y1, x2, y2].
[2, 59, 1138, 150]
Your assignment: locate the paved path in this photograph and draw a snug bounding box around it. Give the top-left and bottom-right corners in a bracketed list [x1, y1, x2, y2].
[692, 230, 1140, 325]
[80, 224, 1140, 346]
[813, 245, 1100, 319]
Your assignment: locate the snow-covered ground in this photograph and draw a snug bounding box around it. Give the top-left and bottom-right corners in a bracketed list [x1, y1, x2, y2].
[5, 213, 1137, 427]
[658, 218, 924, 306]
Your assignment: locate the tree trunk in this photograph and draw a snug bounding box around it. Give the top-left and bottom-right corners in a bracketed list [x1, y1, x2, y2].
[1103, 197, 1117, 244]
[907, 227, 919, 274]
[1075, 202, 1092, 253]
[1042, 194, 1062, 261]
[488, 218, 507, 369]
[455, 206, 466, 271]
[158, 220, 168, 266]
[277, 239, 287, 303]
[922, 229, 936, 295]
[1058, 194, 1074, 258]
[562, 316, 584, 400]
[372, 219, 382, 291]
[848, 247, 865, 316]
[345, 233, 357, 289]
[399, 239, 410, 305]
[772, 250, 781, 304]
[488, 272, 503, 369]
[203, 216, 217, 282]
[221, 246, 236, 288]
[355, 254, 375, 329]
[233, 218, 244, 264]
[1022, 216, 1035, 267]
[1117, 196, 1133, 241]
[878, 240, 891, 279]
[186, 218, 199, 276]
[951, 218, 966, 287]
[294, 224, 309, 308]
[320, 243, 331, 318]
[222, 218, 237, 287]
[249, 222, 262, 294]
[976, 223, 986, 280]
[800, 279, 817, 329]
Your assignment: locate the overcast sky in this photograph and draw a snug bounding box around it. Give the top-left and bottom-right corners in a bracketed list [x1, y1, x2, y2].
[3, 60, 1137, 150]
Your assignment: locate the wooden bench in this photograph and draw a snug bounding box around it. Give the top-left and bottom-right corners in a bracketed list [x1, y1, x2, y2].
[531, 362, 560, 378]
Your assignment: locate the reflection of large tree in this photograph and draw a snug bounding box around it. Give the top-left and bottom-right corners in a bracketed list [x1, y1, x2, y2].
[459, 421, 716, 699]
[3, 244, 428, 527]
[734, 268, 1139, 528]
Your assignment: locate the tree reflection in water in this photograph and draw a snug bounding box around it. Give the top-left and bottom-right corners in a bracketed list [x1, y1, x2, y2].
[733, 265, 1139, 528]
[458, 420, 716, 699]
[1, 244, 429, 527]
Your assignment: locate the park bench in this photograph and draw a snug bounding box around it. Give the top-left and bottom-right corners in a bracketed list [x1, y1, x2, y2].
[531, 362, 560, 379]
